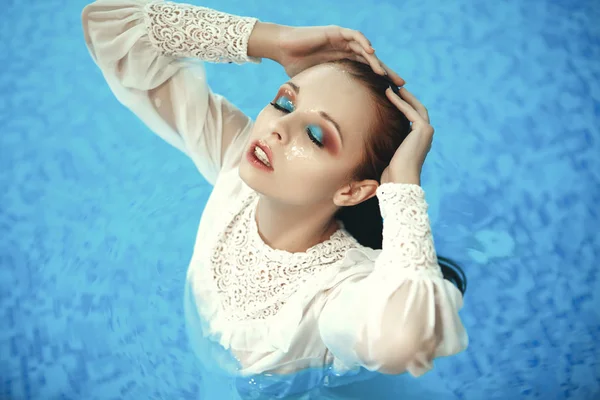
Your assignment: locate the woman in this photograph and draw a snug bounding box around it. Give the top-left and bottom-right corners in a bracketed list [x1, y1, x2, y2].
[82, 0, 468, 398]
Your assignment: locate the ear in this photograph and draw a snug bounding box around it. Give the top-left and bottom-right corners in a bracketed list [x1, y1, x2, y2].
[333, 179, 379, 207]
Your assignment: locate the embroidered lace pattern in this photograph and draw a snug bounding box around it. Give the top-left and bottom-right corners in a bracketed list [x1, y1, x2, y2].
[209, 193, 361, 322]
[143, 1, 258, 63]
[376, 183, 440, 274]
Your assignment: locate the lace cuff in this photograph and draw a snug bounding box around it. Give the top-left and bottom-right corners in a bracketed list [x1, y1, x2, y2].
[376, 183, 441, 277]
[143, 1, 260, 64]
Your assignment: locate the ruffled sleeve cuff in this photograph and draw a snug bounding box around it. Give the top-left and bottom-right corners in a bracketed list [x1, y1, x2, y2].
[318, 183, 468, 376]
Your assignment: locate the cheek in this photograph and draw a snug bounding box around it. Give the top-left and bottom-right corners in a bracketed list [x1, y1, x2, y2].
[284, 156, 351, 193]
[284, 138, 316, 161]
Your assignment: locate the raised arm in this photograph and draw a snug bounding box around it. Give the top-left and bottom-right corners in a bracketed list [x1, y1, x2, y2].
[318, 89, 468, 376]
[82, 0, 269, 183]
[318, 184, 468, 376]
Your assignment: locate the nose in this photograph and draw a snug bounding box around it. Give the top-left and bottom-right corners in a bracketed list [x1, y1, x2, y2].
[269, 118, 289, 144]
[271, 130, 283, 142]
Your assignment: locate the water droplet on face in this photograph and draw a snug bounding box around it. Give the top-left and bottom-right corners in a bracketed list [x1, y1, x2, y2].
[284, 138, 315, 161]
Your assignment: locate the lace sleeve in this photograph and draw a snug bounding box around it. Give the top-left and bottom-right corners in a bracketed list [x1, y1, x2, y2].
[318, 183, 467, 377]
[82, 0, 257, 184]
[375, 183, 442, 277]
[144, 1, 259, 64]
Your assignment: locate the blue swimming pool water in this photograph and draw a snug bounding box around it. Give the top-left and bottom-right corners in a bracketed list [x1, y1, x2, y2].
[1, 0, 599, 398]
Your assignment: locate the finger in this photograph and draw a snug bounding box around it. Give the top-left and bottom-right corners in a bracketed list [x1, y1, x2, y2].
[348, 41, 383, 73]
[327, 51, 369, 66]
[399, 88, 429, 123]
[379, 61, 406, 86]
[340, 28, 374, 53]
[347, 53, 370, 65]
[348, 41, 386, 75]
[385, 88, 424, 124]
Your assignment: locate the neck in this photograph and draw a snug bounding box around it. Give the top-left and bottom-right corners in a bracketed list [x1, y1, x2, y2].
[254, 195, 340, 253]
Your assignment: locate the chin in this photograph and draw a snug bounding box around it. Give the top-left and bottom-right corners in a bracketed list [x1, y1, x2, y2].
[238, 161, 269, 196]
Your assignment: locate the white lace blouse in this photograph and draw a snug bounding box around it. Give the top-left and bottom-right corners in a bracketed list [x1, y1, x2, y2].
[82, 0, 468, 385]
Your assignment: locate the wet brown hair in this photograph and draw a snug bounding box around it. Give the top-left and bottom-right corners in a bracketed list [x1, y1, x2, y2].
[333, 60, 411, 249]
[331, 60, 468, 296]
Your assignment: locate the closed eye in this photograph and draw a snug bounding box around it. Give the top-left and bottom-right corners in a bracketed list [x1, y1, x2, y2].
[306, 125, 324, 148]
[270, 95, 294, 113]
[269, 96, 324, 148]
[270, 101, 290, 113]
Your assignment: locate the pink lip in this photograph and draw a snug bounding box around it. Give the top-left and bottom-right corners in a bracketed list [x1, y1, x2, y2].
[246, 139, 274, 171]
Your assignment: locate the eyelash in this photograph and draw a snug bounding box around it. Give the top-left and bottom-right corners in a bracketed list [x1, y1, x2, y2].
[269, 100, 325, 148]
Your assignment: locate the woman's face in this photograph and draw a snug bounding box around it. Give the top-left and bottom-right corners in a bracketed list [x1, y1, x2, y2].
[239, 63, 377, 207]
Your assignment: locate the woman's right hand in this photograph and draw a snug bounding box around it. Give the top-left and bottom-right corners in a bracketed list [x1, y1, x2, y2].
[248, 22, 405, 86]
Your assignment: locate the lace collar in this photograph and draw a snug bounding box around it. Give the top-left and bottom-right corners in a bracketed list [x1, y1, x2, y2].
[209, 192, 360, 321]
[246, 194, 358, 262]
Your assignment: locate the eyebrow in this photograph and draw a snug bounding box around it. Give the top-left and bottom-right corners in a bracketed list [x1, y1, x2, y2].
[285, 81, 344, 146]
[287, 81, 301, 93]
[318, 111, 343, 145]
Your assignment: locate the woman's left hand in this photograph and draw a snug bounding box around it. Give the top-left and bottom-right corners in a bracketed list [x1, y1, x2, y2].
[380, 88, 434, 186]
